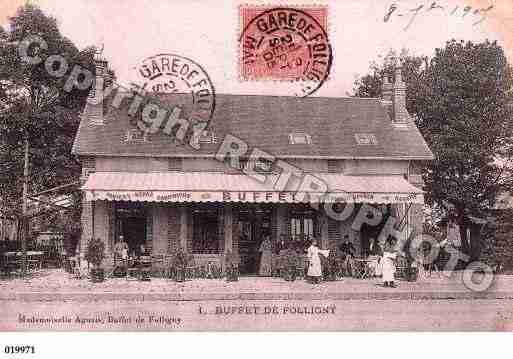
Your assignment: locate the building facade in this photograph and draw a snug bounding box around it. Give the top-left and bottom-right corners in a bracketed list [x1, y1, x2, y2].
[72, 57, 433, 273]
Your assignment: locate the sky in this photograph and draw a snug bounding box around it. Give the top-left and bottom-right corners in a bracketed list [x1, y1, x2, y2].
[1, 0, 512, 97]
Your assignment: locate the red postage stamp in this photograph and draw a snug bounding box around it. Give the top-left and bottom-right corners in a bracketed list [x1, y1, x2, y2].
[239, 5, 331, 96]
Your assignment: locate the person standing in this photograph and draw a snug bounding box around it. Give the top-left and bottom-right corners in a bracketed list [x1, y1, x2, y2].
[306, 239, 330, 284]
[258, 235, 273, 276]
[368, 238, 383, 277]
[441, 216, 461, 250]
[339, 235, 355, 277]
[382, 239, 397, 287]
[440, 215, 462, 269]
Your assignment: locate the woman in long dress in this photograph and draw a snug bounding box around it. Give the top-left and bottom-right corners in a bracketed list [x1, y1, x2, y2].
[307, 239, 330, 284]
[382, 242, 397, 287]
[258, 235, 273, 276]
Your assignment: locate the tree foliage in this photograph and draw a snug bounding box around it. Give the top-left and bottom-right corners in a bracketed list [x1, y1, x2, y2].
[0, 5, 102, 246]
[354, 40, 513, 257]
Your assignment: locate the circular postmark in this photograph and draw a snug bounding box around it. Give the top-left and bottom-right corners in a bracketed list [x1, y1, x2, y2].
[135, 53, 215, 129]
[239, 7, 332, 97]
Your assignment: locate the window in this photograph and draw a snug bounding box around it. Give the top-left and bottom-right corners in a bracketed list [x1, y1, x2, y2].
[125, 128, 148, 142]
[199, 130, 217, 144]
[289, 132, 312, 145]
[192, 206, 221, 254]
[289, 206, 318, 241]
[354, 133, 377, 145]
[327, 159, 340, 173]
[168, 158, 183, 171]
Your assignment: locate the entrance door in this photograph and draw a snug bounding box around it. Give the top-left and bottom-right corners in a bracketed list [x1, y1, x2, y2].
[237, 205, 271, 275]
[122, 217, 146, 255]
[115, 202, 147, 256]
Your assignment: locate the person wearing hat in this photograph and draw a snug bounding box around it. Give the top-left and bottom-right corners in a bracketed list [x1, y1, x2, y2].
[113, 235, 129, 277]
[114, 235, 129, 260]
[339, 234, 355, 277]
[258, 234, 273, 276]
[441, 215, 462, 250]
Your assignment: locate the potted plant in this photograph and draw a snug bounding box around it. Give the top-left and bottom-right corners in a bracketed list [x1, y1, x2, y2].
[170, 248, 189, 282]
[224, 250, 239, 282]
[406, 259, 419, 282]
[85, 238, 105, 283]
[323, 251, 340, 282]
[282, 248, 299, 282]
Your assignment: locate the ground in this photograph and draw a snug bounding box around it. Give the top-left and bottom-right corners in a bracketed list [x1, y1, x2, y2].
[1, 269, 513, 330]
[2, 299, 513, 331]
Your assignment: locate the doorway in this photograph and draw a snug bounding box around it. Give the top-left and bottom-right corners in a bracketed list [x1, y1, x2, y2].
[236, 205, 272, 275]
[115, 202, 148, 256]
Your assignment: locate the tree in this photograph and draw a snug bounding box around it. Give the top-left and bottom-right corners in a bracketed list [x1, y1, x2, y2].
[354, 41, 513, 260]
[0, 5, 103, 250]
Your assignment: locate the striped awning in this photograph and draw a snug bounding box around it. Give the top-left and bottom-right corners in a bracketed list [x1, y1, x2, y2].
[82, 172, 424, 204]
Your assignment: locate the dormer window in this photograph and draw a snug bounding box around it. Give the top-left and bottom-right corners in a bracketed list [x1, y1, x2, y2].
[125, 128, 149, 142]
[289, 132, 312, 145]
[199, 130, 217, 144]
[355, 133, 377, 145]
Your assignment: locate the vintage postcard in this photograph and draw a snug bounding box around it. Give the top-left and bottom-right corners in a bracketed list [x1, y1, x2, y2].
[0, 0, 512, 334]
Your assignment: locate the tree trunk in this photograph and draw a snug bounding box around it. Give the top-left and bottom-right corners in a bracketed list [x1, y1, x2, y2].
[457, 209, 470, 257]
[469, 222, 484, 262]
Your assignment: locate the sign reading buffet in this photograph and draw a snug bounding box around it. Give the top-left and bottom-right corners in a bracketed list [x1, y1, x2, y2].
[84, 190, 422, 204]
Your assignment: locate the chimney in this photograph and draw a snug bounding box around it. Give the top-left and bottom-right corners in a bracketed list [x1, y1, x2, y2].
[380, 73, 393, 118]
[392, 64, 409, 124]
[87, 49, 107, 126]
[382, 73, 393, 102]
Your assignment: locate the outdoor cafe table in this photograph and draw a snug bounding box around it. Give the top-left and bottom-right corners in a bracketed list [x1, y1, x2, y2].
[1, 251, 44, 273]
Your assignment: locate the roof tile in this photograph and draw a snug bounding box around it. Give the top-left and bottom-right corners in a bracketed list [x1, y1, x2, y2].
[72, 93, 433, 159]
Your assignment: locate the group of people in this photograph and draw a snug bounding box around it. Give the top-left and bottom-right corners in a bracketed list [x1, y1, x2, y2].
[257, 233, 400, 287]
[112, 235, 149, 277]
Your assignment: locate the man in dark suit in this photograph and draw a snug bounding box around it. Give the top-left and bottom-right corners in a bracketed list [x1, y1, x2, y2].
[339, 234, 356, 276]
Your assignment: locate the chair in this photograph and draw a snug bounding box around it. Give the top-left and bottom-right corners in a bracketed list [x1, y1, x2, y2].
[26, 252, 43, 273]
[366, 255, 381, 277]
[1, 252, 18, 277]
[395, 256, 408, 280]
[151, 254, 165, 277]
[352, 258, 369, 279]
[126, 258, 140, 281]
[71, 256, 89, 279]
[186, 257, 196, 280]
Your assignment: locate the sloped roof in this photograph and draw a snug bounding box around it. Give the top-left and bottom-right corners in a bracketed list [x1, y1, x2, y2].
[72, 93, 433, 159]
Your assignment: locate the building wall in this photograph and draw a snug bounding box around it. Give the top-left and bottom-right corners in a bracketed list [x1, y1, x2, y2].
[79, 156, 96, 257]
[93, 200, 112, 268]
[344, 159, 408, 175]
[152, 205, 167, 255]
[167, 205, 181, 253]
[93, 156, 411, 176]
[81, 155, 421, 270]
[96, 157, 167, 172]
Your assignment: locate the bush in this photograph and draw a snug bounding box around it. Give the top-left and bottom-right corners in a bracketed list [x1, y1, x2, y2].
[84, 238, 105, 268]
[225, 250, 239, 282]
[282, 248, 300, 281]
[323, 251, 343, 281]
[169, 248, 192, 282]
[84, 238, 105, 283]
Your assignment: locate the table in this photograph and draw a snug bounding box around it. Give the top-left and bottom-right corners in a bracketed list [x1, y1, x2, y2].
[1, 251, 43, 275]
[352, 258, 373, 279]
[126, 256, 152, 281]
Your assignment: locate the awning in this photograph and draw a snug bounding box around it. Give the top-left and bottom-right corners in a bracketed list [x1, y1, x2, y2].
[82, 172, 424, 204]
